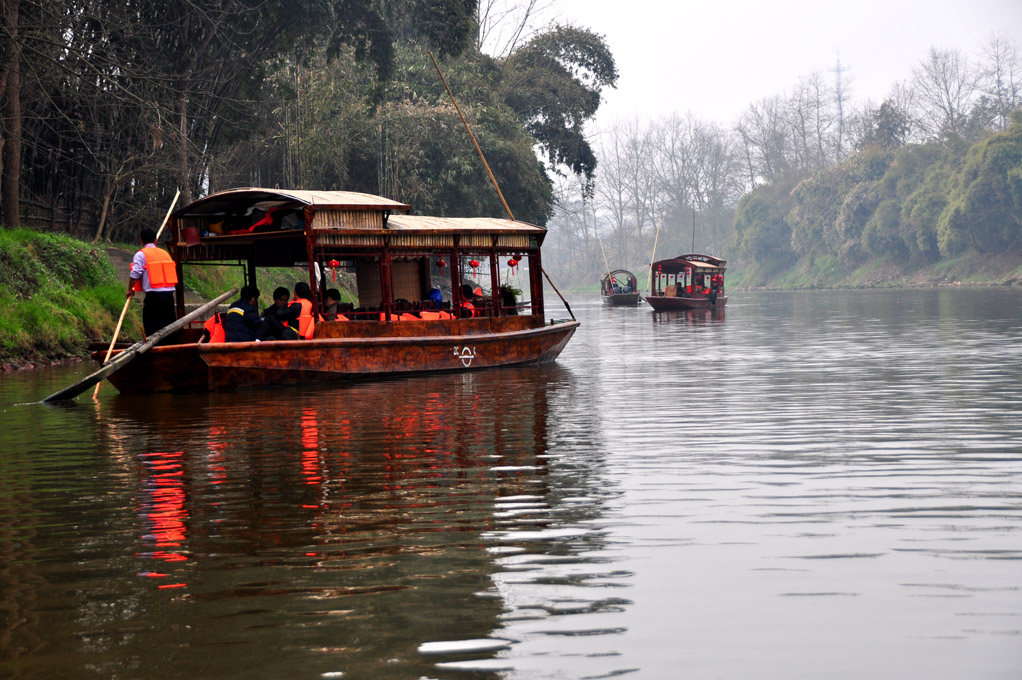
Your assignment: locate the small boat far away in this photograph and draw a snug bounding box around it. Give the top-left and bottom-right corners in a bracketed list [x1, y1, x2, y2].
[600, 269, 640, 306]
[644, 254, 727, 311]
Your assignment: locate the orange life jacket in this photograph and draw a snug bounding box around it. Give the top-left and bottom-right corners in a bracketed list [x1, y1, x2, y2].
[283, 298, 315, 339]
[400, 312, 420, 321]
[419, 311, 440, 320]
[460, 301, 476, 318]
[203, 313, 225, 343]
[134, 245, 178, 290]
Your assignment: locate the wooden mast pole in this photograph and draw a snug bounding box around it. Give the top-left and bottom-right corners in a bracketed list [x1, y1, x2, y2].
[429, 51, 575, 321]
[691, 206, 696, 253]
[647, 217, 662, 295]
[429, 51, 514, 222]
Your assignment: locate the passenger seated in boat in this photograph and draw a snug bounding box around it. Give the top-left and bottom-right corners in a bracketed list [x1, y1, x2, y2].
[286, 282, 317, 338]
[222, 285, 262, 342]
[256, 287, 296, 340]
[460, 284, 481, 318]
[500, 285, 518, 315]
[322, 288, 341, 321]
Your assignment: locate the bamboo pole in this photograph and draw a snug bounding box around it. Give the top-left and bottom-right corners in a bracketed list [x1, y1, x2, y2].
[429, 51, 576, 321]
[597, 232, 613, 288]
[44, 288, 237, 403]
[647, 217, 662, 295]
[429, 51, 515, 222]
[93, 190, 181, 399]
[542, 268, 575, 321]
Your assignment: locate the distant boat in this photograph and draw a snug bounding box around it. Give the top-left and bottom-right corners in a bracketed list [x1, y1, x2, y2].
[600, 269, 640, 306]
[644, 254, 727, 311]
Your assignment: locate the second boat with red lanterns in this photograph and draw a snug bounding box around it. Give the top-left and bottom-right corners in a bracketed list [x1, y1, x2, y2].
[644, 254, 727, 311]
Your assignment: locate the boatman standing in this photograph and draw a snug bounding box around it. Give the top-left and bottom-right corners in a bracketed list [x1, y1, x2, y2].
[127, 227, 178, 337]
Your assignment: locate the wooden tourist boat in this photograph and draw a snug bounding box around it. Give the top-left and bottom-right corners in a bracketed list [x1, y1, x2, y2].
[644, 254, 727, 311]
[90, 188, 579, 394]
[600, 269, 640, 306]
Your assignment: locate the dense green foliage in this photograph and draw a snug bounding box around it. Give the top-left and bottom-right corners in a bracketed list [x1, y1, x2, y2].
[736, 114, 1022, 285]
[4, 0, 615, 240]
[0, 228, 128, 366]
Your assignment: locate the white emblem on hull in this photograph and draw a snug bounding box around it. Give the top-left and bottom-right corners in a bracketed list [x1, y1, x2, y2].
[453, 346, 477, 367]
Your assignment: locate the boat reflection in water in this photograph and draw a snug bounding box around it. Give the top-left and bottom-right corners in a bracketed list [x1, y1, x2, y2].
[87, 364, 618, 678]
[650, 306, 726, 326]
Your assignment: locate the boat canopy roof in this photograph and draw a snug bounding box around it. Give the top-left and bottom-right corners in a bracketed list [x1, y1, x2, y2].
[600, 269, 637, 284]
[172, 188, 411, 218]
[652, 253, 727, 273]
[171, 188, 548, 267]
[386, 214, 545, 235]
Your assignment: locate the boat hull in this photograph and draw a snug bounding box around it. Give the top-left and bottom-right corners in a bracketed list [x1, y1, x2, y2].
[93, 318, 579, 394]
[644, 294, 727, 311]
[601, 293, 641, 306]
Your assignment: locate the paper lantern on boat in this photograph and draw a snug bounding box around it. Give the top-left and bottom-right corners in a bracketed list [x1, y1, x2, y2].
[507, 258, 517, 269]
[328, 259, 340, 282]
[469, 259, 480, 277]
[436, 259, 446, 270]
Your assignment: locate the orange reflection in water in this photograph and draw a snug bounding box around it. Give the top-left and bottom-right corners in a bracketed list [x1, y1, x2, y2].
[137, 450, 189, 584]
[301, 407, 322, 488]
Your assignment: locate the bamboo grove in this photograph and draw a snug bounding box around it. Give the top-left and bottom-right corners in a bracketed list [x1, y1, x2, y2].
[0, 0, 617, 242]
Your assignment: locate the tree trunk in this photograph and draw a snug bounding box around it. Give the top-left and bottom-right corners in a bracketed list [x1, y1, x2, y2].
[177, 88, 191, 204]
[1, 0, 22, 227]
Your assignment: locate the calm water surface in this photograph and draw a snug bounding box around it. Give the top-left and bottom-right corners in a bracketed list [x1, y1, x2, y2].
[1, 288, 1020, 679]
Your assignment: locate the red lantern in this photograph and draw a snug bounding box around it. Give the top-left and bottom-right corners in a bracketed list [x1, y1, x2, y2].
[469, 259, 480, 277]
[436, 259, 446, 270]
[507, 258, 517, 268]
[328, 259, 340, 282]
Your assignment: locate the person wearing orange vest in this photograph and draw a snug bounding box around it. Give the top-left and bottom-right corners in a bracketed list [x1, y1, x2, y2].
[459, 283, 480, 318]
[127, 227, 178, 336]
[256, 283, 315, 340]
[286, 282, 316, 339]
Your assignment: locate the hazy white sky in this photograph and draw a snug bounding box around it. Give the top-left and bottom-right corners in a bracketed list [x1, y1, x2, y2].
[550, 0, 1022, 128]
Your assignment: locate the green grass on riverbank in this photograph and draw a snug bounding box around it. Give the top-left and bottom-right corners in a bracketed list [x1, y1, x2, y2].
[0, 228, 129, 369]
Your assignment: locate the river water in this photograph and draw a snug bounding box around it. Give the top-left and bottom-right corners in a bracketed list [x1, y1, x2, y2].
[1, 288, 1020, 679]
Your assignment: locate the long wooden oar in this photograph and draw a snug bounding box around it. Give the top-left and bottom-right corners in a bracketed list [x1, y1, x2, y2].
[93, 190, 181, 399]
[43, 287, 237, 403]
[542, 268, 575, 321]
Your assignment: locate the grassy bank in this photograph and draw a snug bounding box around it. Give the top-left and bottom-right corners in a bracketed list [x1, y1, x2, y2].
[731, 250, 1022, 290]
[0, 228, 131, 369]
